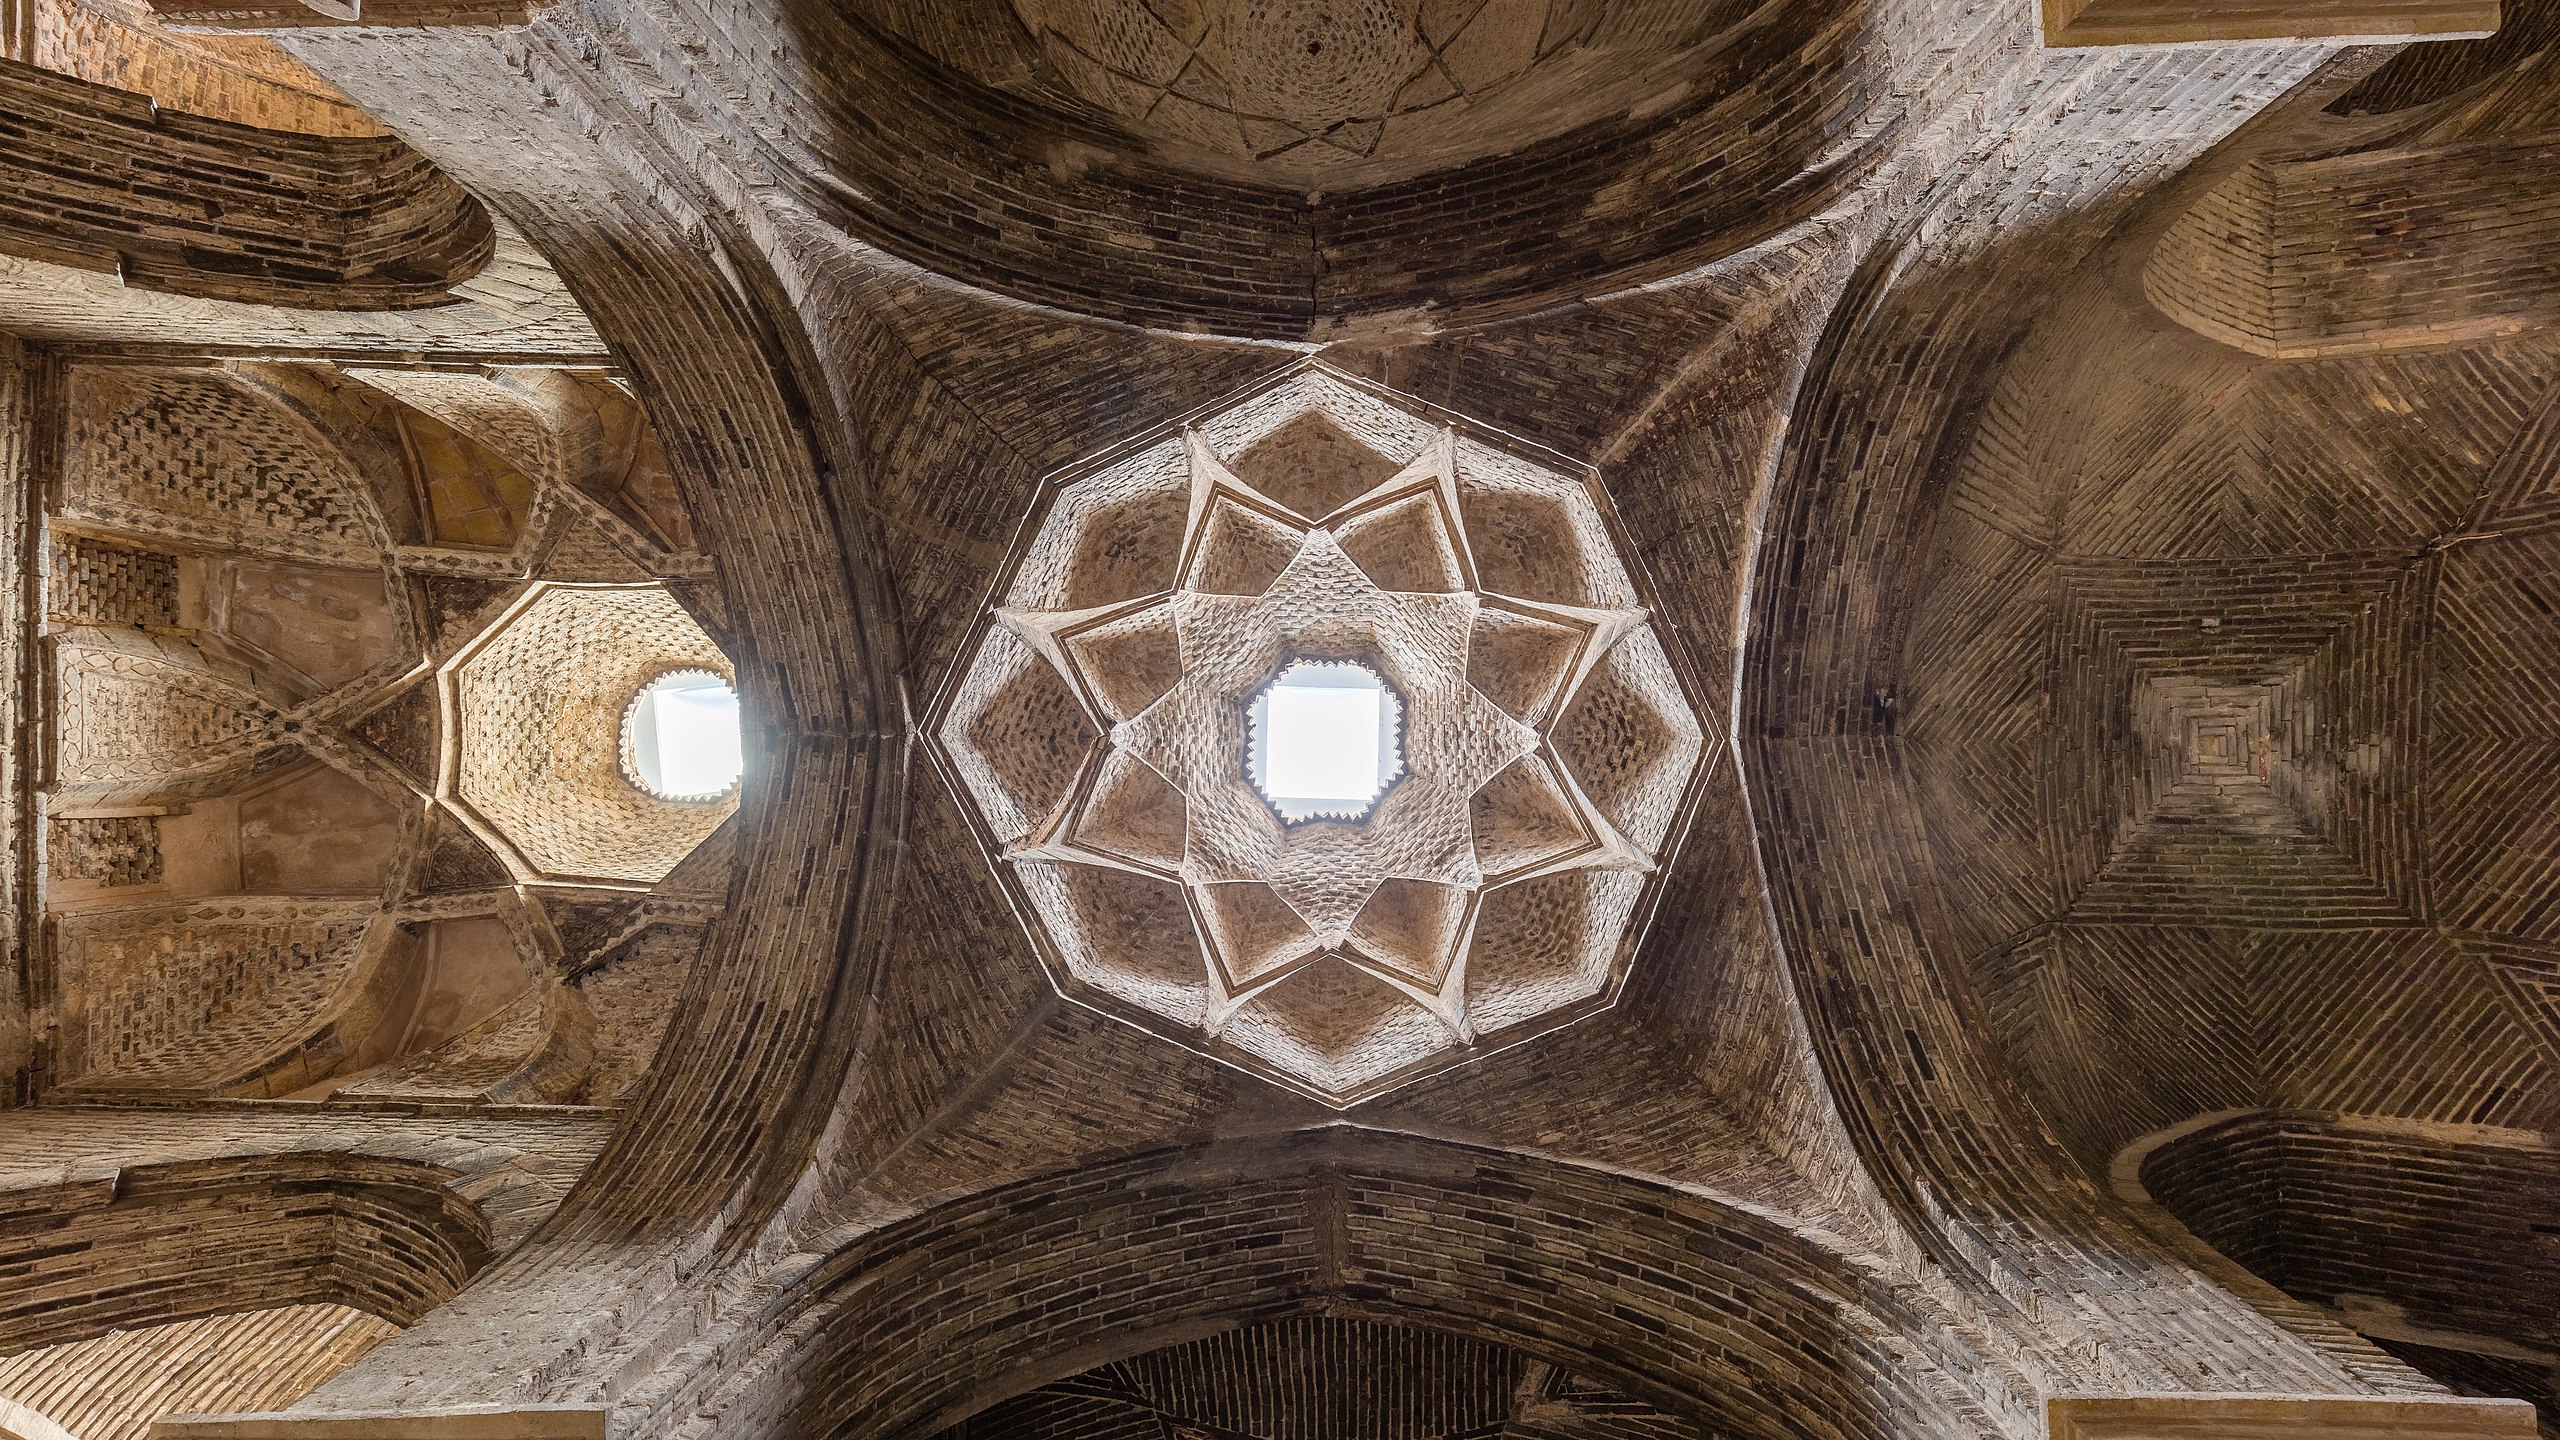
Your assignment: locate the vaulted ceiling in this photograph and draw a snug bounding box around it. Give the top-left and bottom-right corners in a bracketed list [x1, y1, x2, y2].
[0, 0, 2557, 1437]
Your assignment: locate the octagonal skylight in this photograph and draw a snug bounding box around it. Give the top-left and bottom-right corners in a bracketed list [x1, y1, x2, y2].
[624, 669, 743, 801]
[1247, 659, 1405, 823]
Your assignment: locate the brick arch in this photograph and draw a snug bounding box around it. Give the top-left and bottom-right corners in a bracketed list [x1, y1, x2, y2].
[0, 59, 492, 311]
[2122, 1111, 2560, 1427]
[727, 0, 1898, 340]
[0, 1152, 491, 1355]
[935, 1313, 1702, 1438]
[695, 1129, 1996, 1440]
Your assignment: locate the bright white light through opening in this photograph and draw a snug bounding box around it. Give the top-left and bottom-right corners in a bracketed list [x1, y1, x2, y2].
[1248, 660, 1404, 823]
[625, 670, 743, 800]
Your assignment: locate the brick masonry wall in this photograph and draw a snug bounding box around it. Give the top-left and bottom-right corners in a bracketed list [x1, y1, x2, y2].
[47, 535, 178, 628]
[61, 367, 381, 565]
[0, 337, 34, 1109]
[941, 1315, 1697, 1440]
[29, 0, 381, 137]
[45, 814, 159, 885]
[1738, 29, 2433, 1407]
[0, 1303, 398, 1440]
[245, 8, 2493, 1432]
[0, 1104, 612, 1247]
[554, 0, 2016, 340]
[2147, 140, 2560, 357]
[0, 0, 2550, 1432]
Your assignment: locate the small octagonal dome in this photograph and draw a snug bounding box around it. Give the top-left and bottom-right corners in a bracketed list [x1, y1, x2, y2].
[445, 582, 739, 885]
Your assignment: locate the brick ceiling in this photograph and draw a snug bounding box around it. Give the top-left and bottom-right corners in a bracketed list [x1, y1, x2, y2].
[1, 0, 2559, 1437]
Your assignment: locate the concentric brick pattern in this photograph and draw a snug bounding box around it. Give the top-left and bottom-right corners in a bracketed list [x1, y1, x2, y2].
[937, 364, 1703, 1102]
[19, 352, 730, 1128]
[1746, 30, 2560, 1431]
[596, 0, 2001, 336]
[453, 584, 737, 882]
[885, 0, 1764, 186]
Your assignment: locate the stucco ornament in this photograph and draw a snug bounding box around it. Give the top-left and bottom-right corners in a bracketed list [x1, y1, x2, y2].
[937, 365, 1703, 1103]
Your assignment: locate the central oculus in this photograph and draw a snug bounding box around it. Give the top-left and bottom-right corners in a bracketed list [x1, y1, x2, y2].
[1248, 659, 1404, 822]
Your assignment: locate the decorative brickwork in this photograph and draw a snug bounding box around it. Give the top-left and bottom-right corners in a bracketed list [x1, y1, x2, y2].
[63, 368, 379, 565]
[943, 0, 1763, 185]
[9, 0, 2560, 1435]
[338, 990, 545, 1101]
[447, 583, 737, 884]
[52, 637, 287, 791]
[47, 813, 160, 885]
[54, 904, 373, 1089]
[642, 0, 1934, 339]
[21, 351, 728, 1127]
[937, 364, 1701, 1103]
[350, 683, 439, 789]
[48, 535, 178, 627]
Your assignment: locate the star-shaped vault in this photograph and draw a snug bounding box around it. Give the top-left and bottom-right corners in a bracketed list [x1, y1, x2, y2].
[937, 365, 1705, 1104]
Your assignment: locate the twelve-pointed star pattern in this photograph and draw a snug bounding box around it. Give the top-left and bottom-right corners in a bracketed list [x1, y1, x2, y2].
[939, 368, 1705, 1103]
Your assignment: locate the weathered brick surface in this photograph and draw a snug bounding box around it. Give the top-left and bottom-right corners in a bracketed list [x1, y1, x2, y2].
[4, 0, 2560, 1433]
[45, 813, 159, 885]
[0, 1303, 397, 1440]
[48, 535, 178, 628]
[28, 0, 379, 136]
[0, 58, 492, 309]
[944, 1315, 1693, 1440]
[2138, 1113, 2560, 1361]
[0, 1152, 487, 1352]
[689, 1131, 1991, 1440]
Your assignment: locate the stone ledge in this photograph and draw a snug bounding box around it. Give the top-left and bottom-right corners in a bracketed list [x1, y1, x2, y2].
[2040, 0, 2496, 46]
[151, 1407, 606, 1440]
[2049, 1394, 2539, 1439]
[146, 0, 533, 29]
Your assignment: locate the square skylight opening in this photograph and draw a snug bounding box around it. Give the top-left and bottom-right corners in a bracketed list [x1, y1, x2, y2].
[626, 669, 744, 800]
[1248, 659, 1404, 823]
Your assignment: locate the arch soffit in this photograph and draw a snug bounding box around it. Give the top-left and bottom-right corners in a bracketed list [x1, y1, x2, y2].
[722, 1127, 1994, 1440]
